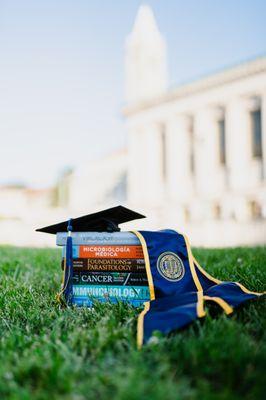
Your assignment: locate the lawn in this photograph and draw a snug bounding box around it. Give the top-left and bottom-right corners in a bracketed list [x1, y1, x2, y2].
[0, 246, 265, 400]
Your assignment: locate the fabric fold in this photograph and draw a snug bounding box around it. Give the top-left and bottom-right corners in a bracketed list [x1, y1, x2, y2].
[134, 230, 264, 347]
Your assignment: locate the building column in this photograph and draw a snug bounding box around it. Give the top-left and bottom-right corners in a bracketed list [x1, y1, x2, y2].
[127, 124, 145, 206]
[145, 123, 165, 205]
[226, 98, 252, 221]
[226, 98, 251, 191]
[261, 91, 266, 180]
[127, 122, 164, 208]
[194, 108, 225, 200]
[166, 115, 192, 202]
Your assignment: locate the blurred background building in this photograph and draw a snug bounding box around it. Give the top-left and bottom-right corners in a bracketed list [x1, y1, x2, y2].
[123, 5, 266, 246]
[0, 4, 265, 247]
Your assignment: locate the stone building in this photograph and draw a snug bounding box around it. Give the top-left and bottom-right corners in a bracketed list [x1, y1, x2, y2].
[0, 184, 57, 246]
[123, 5, 266, 246]
[68, 149, 127, 215]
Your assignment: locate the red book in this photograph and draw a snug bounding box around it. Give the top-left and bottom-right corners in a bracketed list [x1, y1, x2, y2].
[78, 245, 144, 259]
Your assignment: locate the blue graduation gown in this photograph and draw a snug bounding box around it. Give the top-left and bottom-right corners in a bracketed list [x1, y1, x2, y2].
[133, 230, 264, 347]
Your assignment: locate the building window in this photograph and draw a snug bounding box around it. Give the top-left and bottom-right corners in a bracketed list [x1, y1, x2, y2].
[184, 206, 190, 223]
[250, 108, 262, 158]
[218, 118, 226, 165]
[160, 123, 167, 181]
[249, 200, 262, 220]
[213, 203, 221, 220]
[188, 117, 195, 174]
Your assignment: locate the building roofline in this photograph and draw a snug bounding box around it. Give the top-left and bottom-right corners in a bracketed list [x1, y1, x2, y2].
[123, 54, 266, 117]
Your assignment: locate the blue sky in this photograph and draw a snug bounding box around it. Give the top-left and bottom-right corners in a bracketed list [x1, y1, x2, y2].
[0, 0, 265, 188]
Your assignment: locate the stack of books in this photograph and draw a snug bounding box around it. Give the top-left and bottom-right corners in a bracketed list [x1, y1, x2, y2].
[57, 232, 150, 307]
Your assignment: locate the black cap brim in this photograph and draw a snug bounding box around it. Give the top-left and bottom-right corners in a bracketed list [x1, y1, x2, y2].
[36, 205, 145, 234]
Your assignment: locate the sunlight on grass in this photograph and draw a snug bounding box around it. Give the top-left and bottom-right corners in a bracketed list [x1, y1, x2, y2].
[0, 246, 265, 399]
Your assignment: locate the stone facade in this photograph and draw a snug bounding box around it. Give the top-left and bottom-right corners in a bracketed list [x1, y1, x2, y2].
[68, 149, 127, 214]
[123, 5, 266, 246]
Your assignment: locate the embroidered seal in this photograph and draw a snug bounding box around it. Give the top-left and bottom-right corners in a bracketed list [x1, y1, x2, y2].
[157, 252, 185, 282]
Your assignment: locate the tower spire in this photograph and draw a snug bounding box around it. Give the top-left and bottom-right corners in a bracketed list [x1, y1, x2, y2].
[125, 5, 168, 104]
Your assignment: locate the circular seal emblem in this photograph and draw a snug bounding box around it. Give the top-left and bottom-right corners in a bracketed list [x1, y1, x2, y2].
[157, 252, 185, 282]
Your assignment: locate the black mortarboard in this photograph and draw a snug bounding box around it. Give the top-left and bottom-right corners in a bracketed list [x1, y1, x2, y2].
[36, 205, 146, 234]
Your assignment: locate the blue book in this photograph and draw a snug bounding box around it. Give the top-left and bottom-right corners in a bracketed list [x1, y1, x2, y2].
[72, 285, 150, 300]
[72, 297, 148, 307]
[56, 231, 140, 246]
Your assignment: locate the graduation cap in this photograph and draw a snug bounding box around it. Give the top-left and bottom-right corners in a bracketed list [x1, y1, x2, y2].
[36, 205, 146, 234]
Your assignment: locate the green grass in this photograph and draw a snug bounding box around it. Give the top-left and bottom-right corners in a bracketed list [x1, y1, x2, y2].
[0, 246, 265, 400]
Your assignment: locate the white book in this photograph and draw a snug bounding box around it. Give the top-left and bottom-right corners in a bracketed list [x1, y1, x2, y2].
[56, 231, 140, 246]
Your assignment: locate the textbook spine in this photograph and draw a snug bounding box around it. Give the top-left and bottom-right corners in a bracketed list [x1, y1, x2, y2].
[72, 271, 148, 286]
[58, 233, 149, 307]
[72, 297, 148, 307]
[56, 232, 140, 246]
[72, 284, 150, 300]
[61, 258, 146, 272]
[62, 245, 144, 259]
